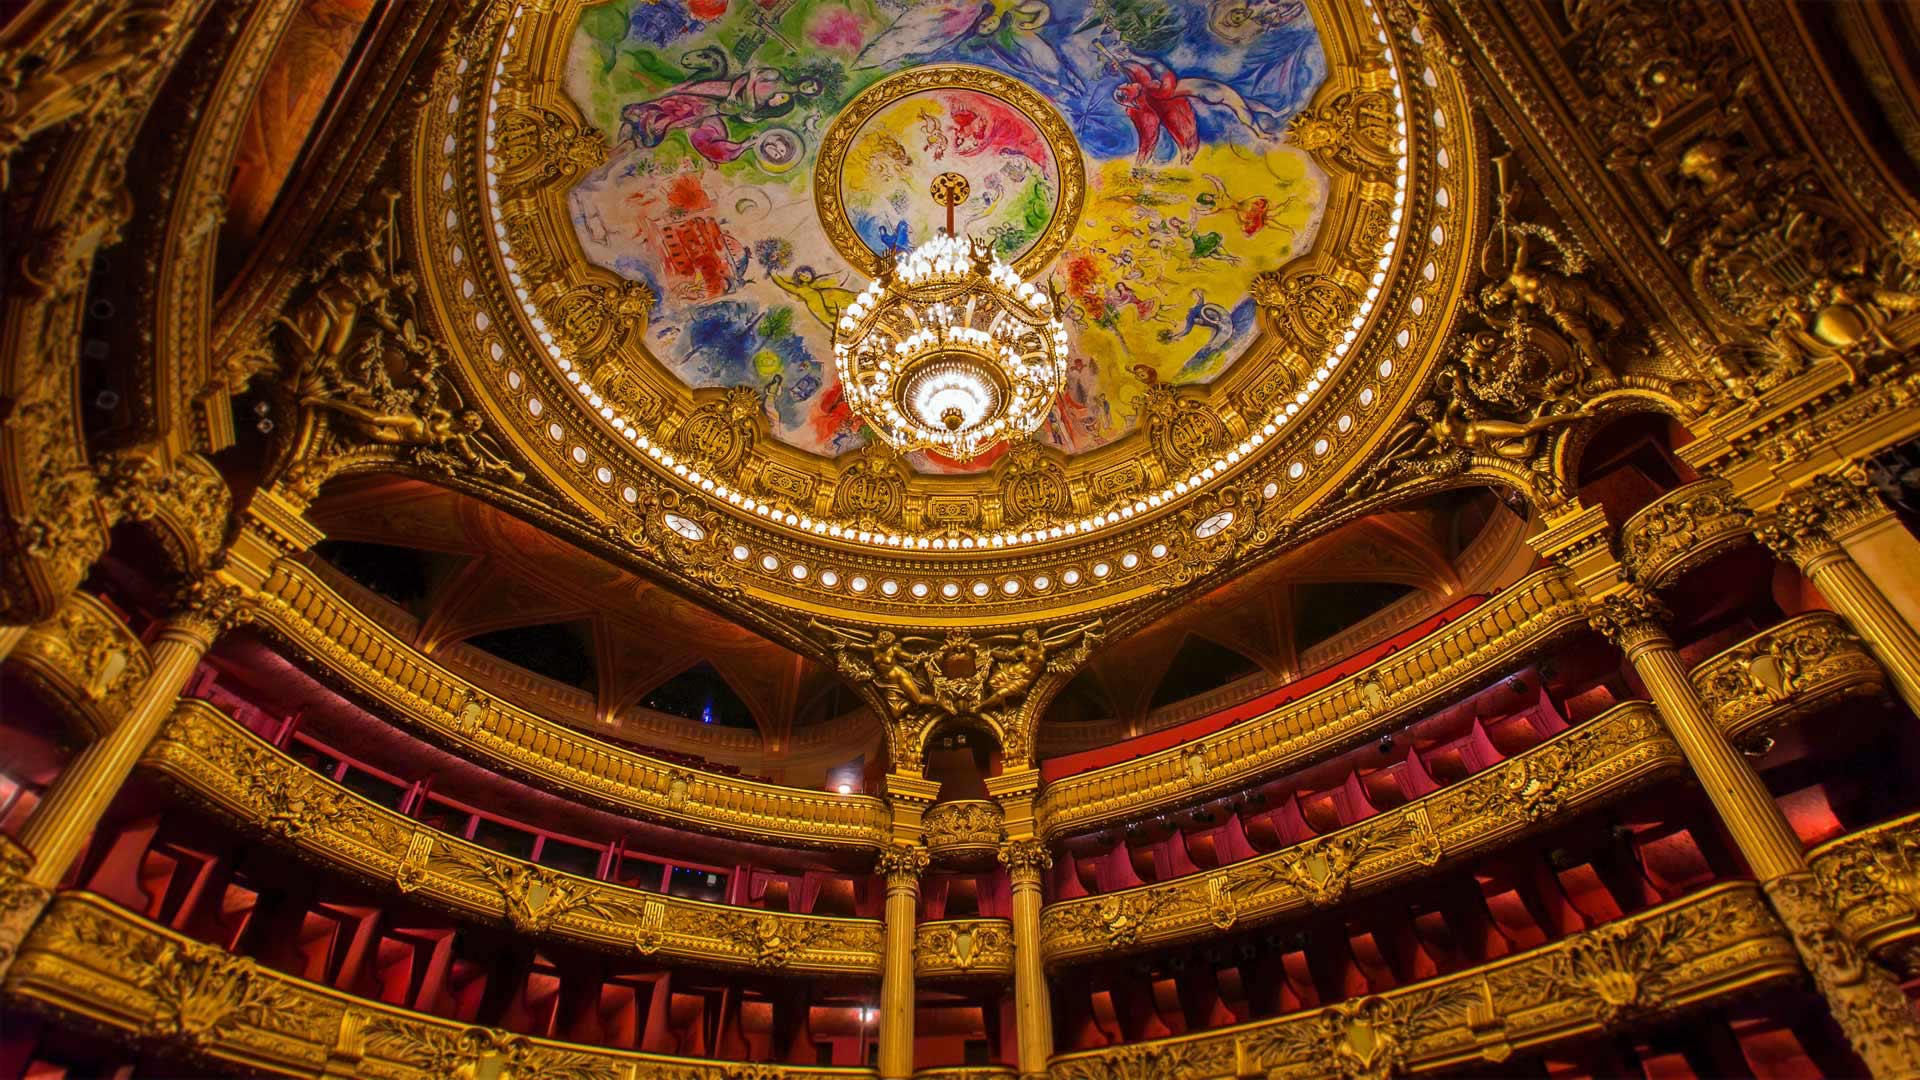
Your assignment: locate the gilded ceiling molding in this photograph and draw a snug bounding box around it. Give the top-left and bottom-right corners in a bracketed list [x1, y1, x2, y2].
[1045, 882, 1796, 1080]
[387, 0, 1486, 638]
[3, 590, 152, 740]
[1034, 566, 1587, 837]
[250, 557, 894, 850]
[1616, 478, 1753, 589]
[146, 699, 885, 975]
[0, 0, 213, 628]
[1810, 811, 1920, 978]
[6, 890, 878, 1080]
[1040, 701, 1678, 963]
[1691, 612, 1887, 742]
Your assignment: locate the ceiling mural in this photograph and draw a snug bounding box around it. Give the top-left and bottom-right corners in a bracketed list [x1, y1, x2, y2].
[561, 0, 1328, 472]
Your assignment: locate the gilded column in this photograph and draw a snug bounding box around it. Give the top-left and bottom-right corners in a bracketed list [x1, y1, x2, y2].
[875, 843, 929, 1079]
[1588, 587, 1920, 1076]
[0, 577, 250, 976]
[1758, 472, 1920, 718]
[0, 622, 25, 663]
[999, 838, 1053, 1079]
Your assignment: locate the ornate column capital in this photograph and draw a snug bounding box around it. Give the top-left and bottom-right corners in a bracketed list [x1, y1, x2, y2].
[1762, 871, 1920, 1073]
[1585, 585, 1672, 656]
[998, 838, 1053, 883]
[166, 577, 255, 644]
[1757, 470, 1891, 569]
[875, 843, 930, 890]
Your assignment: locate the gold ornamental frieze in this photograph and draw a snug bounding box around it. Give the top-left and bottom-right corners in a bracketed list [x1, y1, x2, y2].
[399, 0, 1486, 630]
[5, 591, 152, 739]
[1617, 478, 1753, 589]
[250, 559, 893, 849]
[1039, 702, 1680, 962]
[1809, 811, 1920, 976]
[1046, 882, 1796, 1080]
[146, 699, 883, 975]
[4, 891, 879, 1080]
[1691, 612, 1887, 741]
[1035, 567, 1589, 837]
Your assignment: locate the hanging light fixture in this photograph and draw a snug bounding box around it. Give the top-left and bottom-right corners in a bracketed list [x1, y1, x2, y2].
[834, 173, 1068, 462]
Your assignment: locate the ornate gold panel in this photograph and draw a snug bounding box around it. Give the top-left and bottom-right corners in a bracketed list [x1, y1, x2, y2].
[914, 919, 1014, 981]
[5, 591, 152, 740]
[146, 700, 883, 975]
[251, 558, 893, 849]
[1617, 478, 1753, 588]
[1810, 812, 1920, 977]
[5, 891, 877, 1080]
[1692, 613, 1887, 740]
[1039, 703, 1679, 962]
[1046, 883, 1796, 1080]
[1034, 568, 1589, 837]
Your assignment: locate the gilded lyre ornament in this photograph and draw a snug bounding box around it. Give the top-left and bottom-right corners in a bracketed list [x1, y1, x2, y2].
[267, 191, 524, 502]
[811, 618, 1101, 769]
[672, 385, 763, 481]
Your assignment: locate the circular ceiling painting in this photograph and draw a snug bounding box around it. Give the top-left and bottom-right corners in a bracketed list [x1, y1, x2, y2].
[561, 0, 1328, 473]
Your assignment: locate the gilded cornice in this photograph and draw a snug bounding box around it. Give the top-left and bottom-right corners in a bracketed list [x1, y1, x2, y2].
[146, 699, 884, 976]
[393, 0, 1485, 633]
[915, 919, 1015, 980]
[1039, 702, 1678, 963]
[1045, 882, 1796, 1080]
[1034, 567, 1587, 837]
[1616, 478, 1753, 589]
[4, 590, 151, 740]
[5, 890, 878, 1080]
[250, 558, 893, 850]
[1809, 812, 1920, 977]
[1692, 612, 1887, 741]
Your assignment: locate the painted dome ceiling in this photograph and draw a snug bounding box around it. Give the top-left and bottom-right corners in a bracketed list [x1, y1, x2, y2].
[560, 0, 1330, 472]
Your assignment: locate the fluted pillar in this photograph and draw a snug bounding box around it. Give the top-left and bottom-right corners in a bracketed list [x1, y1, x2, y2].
[1758, 471, 1920, 718]
[999, 838, 1053, 1078]
[0, 578, 249, 977]
[0, 623, 25, 663]
[875, 844, 928, 1078]
[1588, 586, 1920, 1076]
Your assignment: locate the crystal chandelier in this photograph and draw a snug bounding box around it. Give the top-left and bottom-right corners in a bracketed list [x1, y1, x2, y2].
[834, 175, 1068, 462]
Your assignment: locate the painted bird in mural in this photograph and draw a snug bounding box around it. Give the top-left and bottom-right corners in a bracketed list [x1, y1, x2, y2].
[771, 266, 861, 331]
[855, 1, 1081, 96]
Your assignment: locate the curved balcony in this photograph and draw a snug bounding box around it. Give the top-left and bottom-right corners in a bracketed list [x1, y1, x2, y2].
[251, 559, 891, 849]
[1692, 613, 1886, 739]
[1034, 568, 1589, 838]
[1618, 478, 1754, 588]
[1038, 702, 1680, 962]
[6, 591, 152, 740]
[924, 801, 1004, 867]
[147, 699, 883, 975]
[5, 889, 878, 1080]
[1809, 811, 1920, 975]
[1046, 882, 1795, 1079]
[915, 918, 1015, 980]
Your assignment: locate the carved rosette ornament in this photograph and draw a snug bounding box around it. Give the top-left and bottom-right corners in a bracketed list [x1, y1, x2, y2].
[1755, 470, 1891, 569]
[1585, 587, 1672, 656]
[1761, 872, 1920, 1075]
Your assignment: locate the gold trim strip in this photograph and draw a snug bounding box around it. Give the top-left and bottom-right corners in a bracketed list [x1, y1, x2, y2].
[1035, 568, 1589, 837]
[1618, 478, 1755, 589]
[1693, 612, 1887, 739]
[4, 890, 877, 1080]
[1045, 882, 1797, 1079]
[147, 699, 883, 975]
[1809, 811, 1920, 974]
[1039, 702, 1679, 962]
[252, 559, 893, 849]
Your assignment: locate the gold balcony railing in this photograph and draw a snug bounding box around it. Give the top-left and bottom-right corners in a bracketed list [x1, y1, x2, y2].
[3, 889, 878, 1080]
[251, 559, 892, 849]
[147, 699, 884, 975]
[1034, 568, 1589, 838]
[1809, 811, 1920, 976]
[1618, 478, 1754, 588]
[6, 591, 151, 739]
[1693, 612, 1887, 739]
[1038, 702, 1680, 961]
[1046, 883, 1796, 1080]
[916, 918, 1015, 980]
